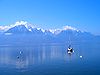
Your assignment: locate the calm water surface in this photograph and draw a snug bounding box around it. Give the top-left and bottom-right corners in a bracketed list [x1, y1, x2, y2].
[0, 43, 100, 75]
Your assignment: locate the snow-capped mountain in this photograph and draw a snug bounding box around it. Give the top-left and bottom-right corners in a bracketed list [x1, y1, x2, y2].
[0, 21, 98, 45]
[5, 25, 31, 34]
[2, 21, 80, 35]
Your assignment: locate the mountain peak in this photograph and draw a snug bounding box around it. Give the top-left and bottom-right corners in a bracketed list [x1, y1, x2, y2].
[14, 21, 35, 29]
[14, 21, 28, 26]
[63, 26, 79, 31]
[0, 21, 36, 32]
[0, 21, 34, 32]
[47, 26, 79, 35]
[0, 21, 80, 35]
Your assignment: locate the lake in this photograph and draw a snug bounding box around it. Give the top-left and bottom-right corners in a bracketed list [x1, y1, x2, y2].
[0, 42, 100, 75]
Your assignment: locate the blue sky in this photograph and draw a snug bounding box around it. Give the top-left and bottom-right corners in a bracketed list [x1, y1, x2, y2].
[0, 0, 100, 35]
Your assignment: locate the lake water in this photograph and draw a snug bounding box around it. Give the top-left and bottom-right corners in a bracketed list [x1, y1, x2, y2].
[0, 43, 100, 75]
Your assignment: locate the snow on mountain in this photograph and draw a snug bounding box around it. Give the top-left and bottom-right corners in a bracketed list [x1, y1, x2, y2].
[3, 21, 44, 35]
[61, 25, 79, 32]
[0, 21, 35, 32]
[5, 25, 31, 34]
[47, 26, 79, 35]
[63, 26, 77, 31]
[1, 21, 81, 35]
[0, 26, 11, 32]
[0, 21, 96, 44]
[11, 21, 35, 32]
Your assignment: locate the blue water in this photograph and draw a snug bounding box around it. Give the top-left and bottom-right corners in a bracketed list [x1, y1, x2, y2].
[0, 43, 100, 75]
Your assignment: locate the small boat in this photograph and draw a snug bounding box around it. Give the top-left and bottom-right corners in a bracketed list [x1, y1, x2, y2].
[67, 45, 74, 54]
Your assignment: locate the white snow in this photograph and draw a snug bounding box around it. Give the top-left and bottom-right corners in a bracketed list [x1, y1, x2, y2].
[0, 26, 11, 31]
[41, 29, 45, 33]
[14, 21, 27, 26]
[0, 21, 80, 34]
[46, 25, 79, 34]
[63, 26, 78, 31]
[28, 29, 32, 32]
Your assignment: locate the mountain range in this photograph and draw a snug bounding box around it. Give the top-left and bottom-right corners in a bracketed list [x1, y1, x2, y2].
[0, 21, 99, 45]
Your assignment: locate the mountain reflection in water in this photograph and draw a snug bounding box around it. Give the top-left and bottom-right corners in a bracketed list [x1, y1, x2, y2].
[0, 43, 100, 75]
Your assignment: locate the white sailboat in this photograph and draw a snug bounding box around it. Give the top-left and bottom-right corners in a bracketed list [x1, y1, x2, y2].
[67, 45, 74, 54]
[67, 31, 74, 54]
